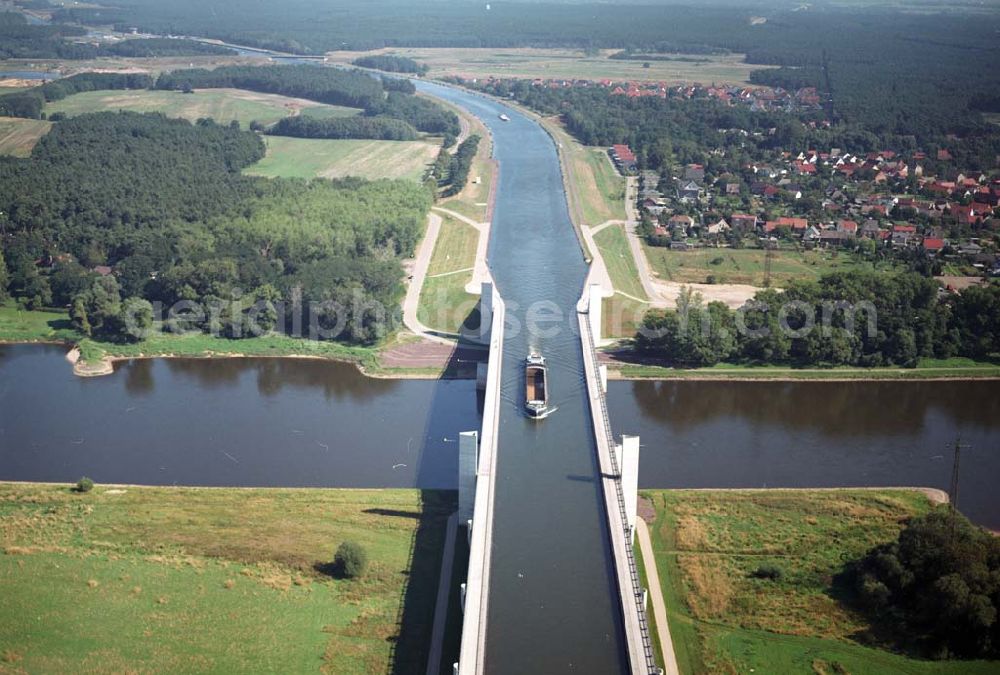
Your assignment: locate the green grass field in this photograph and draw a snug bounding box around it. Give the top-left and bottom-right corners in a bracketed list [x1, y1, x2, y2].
[246, 136, 439, 182]
[328, 48, 768, 84]
[643, 245, 887, 287]
[0, 301, 382, 371]
[642, 489, 999, 674]
[45, 89, 360, 127]
[0, 117, 52, 157]
[594, 224, 647, 300]
[0, 302, 77, 341]
[545, 119, 625, 227]
[577, 146, 626, 225]
[418, 214, 481, 334]
[602, 295, 648, 340]
[0, 483, 454, 674]
[439, 99, 495, 223]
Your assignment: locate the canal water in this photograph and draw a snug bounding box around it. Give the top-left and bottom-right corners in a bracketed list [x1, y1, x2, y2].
[415, 81, 632, 673]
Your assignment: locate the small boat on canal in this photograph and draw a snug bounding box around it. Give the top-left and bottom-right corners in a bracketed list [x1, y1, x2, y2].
[525, 353, 551, 419]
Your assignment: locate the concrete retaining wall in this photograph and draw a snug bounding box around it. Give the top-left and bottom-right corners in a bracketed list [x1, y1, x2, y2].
[456, 279, 505, 675]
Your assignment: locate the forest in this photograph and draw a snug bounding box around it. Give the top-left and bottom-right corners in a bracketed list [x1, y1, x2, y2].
[0, 112, 432, 344]
[155, 65, 387, 110]
[268, 115, 419, 141]
[42, 1, 1000, 150]
[352, 55, 428, 75]
[469, 78, 1000, 173]
[636, 272, 1000, 369]
[0, 11, 233, 59]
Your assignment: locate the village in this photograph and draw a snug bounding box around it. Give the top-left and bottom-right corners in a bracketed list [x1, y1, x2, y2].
[456, 74, 826, 115]
[610, 141, 1000, 284]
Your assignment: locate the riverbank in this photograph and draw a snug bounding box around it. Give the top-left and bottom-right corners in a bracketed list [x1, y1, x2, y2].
[603, 353, 1000, 381]
[0, 481, 454, 674]
[0, 302, 480, 380]
[640, 488, 999, 674]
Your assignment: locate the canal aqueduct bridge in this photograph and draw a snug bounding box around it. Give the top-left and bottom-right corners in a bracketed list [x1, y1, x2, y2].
[452, 280, 659, 675]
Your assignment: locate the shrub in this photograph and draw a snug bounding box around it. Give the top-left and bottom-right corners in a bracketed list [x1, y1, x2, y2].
[751, 564, 783, 580]
[334, 541, 368, 579]
[844, 509, 1000, 659]
[75, 477, 94, 493]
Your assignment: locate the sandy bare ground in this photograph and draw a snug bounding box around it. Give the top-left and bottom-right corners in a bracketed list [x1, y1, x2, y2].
[378, 340, 485, 373]
[650, 278, 759, 309]
[0, 78, 40, 88]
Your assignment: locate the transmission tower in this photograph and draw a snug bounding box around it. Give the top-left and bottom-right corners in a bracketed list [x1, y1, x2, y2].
[948, 435, 972, 516]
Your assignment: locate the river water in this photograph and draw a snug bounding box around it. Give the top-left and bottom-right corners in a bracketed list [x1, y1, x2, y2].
[4, 347, 996, 530]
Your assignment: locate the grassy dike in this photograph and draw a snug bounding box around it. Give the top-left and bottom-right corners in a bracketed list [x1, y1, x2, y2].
[641, 489, 999, 674]
[0, 482, 454, 674]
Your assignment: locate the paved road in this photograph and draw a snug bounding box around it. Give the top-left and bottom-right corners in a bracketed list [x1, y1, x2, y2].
[402, 211, 462, 344]
[636, 518, 681, 675]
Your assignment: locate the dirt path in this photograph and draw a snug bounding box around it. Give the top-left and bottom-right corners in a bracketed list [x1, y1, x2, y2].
[402, 211, 461, 344]
[636, 518, 681, 675]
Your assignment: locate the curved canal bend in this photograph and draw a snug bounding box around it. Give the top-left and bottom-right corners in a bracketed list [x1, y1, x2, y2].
[414, 81, 631, 673]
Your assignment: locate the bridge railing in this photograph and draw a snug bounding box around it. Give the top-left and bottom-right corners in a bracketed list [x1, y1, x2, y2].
[581, 316, 659, 675]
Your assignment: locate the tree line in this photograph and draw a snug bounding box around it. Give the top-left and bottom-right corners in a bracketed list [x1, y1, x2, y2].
[268, 115, 418, 141]
[0, 72, 154, 119]
[636, 271, 1000, 369]
[437, 135, 481, 197]
[0, 11, 233, 59]
[0, 112, 432, 344]
[352, 55, 428, 75]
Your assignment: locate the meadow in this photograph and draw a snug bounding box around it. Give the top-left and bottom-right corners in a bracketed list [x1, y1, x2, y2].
[329, 48, 767, 85]
[45, 88, 360, 127]
[643, 245, 886, 287]
[0, 116, 51, 157]
[540, 117, 625, 227]
[246, 136, 438, 182]
[642, 489, 999, 674]
[0, 482, 454, 674]
[418, 214, 481, 335]
[438, 98, 495, 223]
[594, 224, 646, 301]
